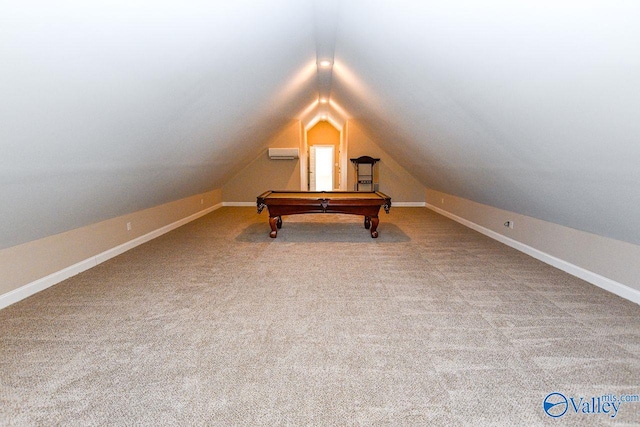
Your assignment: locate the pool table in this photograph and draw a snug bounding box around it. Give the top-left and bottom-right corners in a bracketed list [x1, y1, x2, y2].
[256, 190, 392, 238]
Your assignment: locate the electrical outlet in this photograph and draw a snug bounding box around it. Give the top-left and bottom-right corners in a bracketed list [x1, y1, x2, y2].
[504, 220, 514, 229]
[126, 222, 132, 231]
[441, 198, 444, 204]
[200, 198, 204, 205]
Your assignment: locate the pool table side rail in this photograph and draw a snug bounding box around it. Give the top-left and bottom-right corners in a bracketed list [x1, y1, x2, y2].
[257, 191, 391, 216]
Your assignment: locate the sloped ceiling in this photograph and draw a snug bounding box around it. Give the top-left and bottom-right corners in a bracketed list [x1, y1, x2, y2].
[2, 0, 639, 249]
[331, 1, 640, 246]
[1, 1, 318, 249]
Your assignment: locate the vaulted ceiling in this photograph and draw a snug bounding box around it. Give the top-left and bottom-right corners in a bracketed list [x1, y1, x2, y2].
[2, 0, 639, 249]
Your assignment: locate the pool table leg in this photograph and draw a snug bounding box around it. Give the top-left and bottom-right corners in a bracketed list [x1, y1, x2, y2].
[268, 216, 279, 238]
[364, 216, 371, 229]
[370, 216, 379, 238]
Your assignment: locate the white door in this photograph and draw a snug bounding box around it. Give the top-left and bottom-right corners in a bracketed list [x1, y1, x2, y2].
[309, 145, 316, 191]
[309, 145, 334, 191]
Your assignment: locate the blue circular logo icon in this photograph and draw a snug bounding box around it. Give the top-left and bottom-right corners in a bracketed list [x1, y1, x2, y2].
[544, 392, 568, 418]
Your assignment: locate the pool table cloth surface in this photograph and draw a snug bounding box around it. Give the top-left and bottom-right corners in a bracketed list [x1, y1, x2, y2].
[258, 191, 386, 199]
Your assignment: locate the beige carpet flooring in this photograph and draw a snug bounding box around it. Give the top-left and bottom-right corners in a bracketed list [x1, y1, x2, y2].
[1, 207, 639, 426]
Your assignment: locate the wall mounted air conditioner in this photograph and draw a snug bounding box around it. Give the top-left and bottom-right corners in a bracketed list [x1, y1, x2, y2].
[268, 148, 299, 160]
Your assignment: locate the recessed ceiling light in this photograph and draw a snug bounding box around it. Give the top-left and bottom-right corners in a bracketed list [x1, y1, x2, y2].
[318, 60, 332, 68]
[320, 98, 328, 104]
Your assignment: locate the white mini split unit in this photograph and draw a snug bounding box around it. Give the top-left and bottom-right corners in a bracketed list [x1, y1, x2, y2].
[268, 148, 299, 160]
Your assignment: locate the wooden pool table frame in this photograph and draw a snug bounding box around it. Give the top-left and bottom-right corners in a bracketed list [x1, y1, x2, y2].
[256, 190, 392, 238]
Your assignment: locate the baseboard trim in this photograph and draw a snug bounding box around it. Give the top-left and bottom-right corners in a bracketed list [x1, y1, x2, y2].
[223, 202, 255, 207]
[426, 203, 640, 305]
[94, 202, 223, 264]
[393, 202, 426, 207]
[0, 258, 99, 311]
[0, 202, 223, 310]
